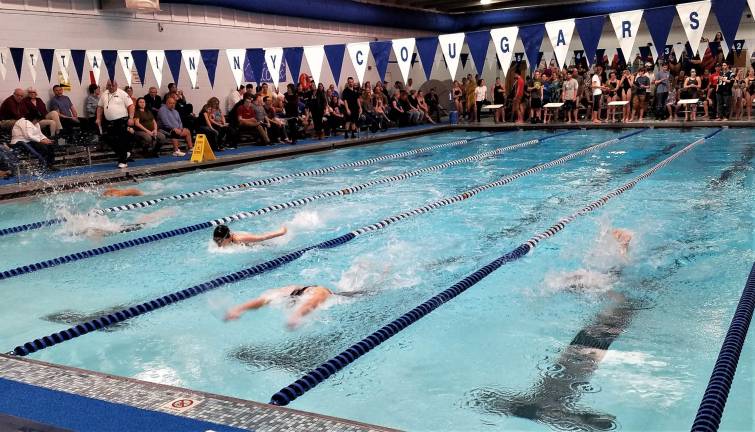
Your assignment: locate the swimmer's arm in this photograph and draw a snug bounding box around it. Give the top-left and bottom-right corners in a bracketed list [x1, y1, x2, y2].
[103, 188, 143, 197]
[287, 288, 329, 329]
[225, 297, 270, 321]
[232, 226, 287, 244]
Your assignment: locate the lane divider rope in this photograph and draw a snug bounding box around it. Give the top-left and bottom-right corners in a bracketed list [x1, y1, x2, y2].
[691, 262, 755, 432]
[7, 130, 640, 356]
[267, 129, 722, 406]
[0, 134, 488, 237]
[0, 132, 574, 281]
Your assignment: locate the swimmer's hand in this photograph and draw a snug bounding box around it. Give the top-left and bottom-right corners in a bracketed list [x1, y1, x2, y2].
[224, 307, 243, 321]
[279, 226, 288, 236]
[286, 316, 300, 330]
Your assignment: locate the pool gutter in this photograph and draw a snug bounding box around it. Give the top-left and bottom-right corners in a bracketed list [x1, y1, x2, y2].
[0, 353, 399, 432]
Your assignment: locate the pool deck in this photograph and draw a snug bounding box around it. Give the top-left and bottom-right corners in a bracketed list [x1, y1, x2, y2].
[2, 118, 750, 201]
[0, 354, 398, 432]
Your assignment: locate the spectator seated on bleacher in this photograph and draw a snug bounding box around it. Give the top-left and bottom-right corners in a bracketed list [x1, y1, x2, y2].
[10, 112, 58, 172]
[324, 95, 345, 137]
[263, 96, 290, 143]
[197, 102, 227, 152]
[158, 97, 192, 157]
[144, 87, 162, 118]
[22, 87, 63, 138]
[96, 80, 135, 169]
[48, 85, 81, 132]
[134, 97, 171, 158]
[236, 95, 271, 145]
[0, 88, 26, 130]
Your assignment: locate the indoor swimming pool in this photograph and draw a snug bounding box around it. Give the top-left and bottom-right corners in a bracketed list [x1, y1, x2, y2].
[0, 129, 752, 431]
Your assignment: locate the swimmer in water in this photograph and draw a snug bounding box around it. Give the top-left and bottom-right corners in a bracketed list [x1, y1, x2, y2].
[103, 187, 144, 197]
[71, 208, 175, 239]
[212, 224, 287, 247]
[558, 228, 633, 293]
[611, 228, 632, 257]
[225, 285, 333, 329]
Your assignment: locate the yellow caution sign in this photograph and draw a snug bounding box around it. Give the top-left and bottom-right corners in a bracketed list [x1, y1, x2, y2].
[190, 134, 216, 163]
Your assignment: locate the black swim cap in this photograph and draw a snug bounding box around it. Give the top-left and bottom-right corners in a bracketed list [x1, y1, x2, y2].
[213, 225, 231, 242]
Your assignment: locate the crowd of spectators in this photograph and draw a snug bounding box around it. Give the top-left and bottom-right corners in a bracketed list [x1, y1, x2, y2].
[0, 74, 444, 176]
[462, 32, 754, 125]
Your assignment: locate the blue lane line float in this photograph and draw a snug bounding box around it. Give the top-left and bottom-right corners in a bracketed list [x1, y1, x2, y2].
[0, 134, 487, 238]
[9, 129, 639, 356]
[691, 262, 755, 432]
[267, 130, 721, 407]
[0, 132, 568, 281]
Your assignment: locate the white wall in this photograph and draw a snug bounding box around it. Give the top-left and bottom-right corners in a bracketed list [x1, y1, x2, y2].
[0, 0, 430, 113]
[2, 0, 755, 113]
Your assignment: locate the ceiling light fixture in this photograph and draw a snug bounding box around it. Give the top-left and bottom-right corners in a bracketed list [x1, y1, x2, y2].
[480, 0, 493, 4]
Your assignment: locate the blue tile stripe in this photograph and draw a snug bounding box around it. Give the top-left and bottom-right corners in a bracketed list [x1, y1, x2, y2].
[0, 135, 481, 237]
[267, 130, 719, 407]
[13, 131, 648, 356]
[0, 132, 561, 281]
[691, 262, 755, 432]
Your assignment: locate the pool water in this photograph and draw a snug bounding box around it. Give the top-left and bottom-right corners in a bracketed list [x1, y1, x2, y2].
[0, 129, 752, 431]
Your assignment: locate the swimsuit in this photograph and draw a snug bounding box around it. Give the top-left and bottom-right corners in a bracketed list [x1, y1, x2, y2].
[608, 81, 618, 97]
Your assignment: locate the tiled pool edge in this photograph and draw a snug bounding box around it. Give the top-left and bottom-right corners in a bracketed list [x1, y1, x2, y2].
[0, 354, 399, 432]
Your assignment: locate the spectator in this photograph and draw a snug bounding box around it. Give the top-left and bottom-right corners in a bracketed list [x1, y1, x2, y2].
[324, 95, 345, 136]
[562, 68, 579, 123]
[527, 72, 543, 122]
[22, 87, 62, 137]
[96, 80, 134, 168]
[197, 103, 226, 151]
[745, 69, 755, 121]
[284, 84, 300, 144]
[237, 96, 271, 145]
[415, 90, 436, 124]
[144, 87, 162, 117]
[84, 84, 100, 131]
[11, 111, 57, 171]
[163, 83, 178, 103]
[511, 71, 525, 124]
[465, 74, 476, 121]
[124, 86, 137, 105]
[493, 77, 506, 123]
[158, 96, 193, 155]
[328, 84, 339, 99]
[716, 62, 734, 121]
[425, 88, 441, 122]
[373, 95, 391, 126]
[209, 97, 236, 148]
[684, 69, 700, 121]
[631, 68, 650, 122]
[474, 79, 488, 123]
[666, 84, 678, 121]
[311, 83, 327, 139]
[400, 90, 422, 124]
[263, 96, 289, 143]
[254, 94, 286, 143]
[227, 85, 244, 114]
[133, 97, 172, 157]
[653, 63, 670, 120]
[605, 72, 619, 121]
[390, 90, 409, 126]
[0, 143, 19, 178]
[452, 81, 464, 114]
[48, 85, 80, 130]
[591, 65, 605, 123]
[618, 69, 633, 122]
[342, 77, 361, 139]
[0, 88, 26, 130]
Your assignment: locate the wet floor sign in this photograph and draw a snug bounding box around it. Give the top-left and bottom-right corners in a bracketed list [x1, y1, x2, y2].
[191, 134, 216, 163]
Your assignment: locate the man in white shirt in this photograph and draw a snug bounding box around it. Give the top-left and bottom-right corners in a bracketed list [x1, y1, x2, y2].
[11, 111, 57, 171]
[591, 65, 604, 124]
[96, 80, 135, 168]
[562, 68, 580, 123]
[227, 85, 244, 115]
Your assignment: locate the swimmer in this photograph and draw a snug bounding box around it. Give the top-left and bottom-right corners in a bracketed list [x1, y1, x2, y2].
[611, 228, 633, 257]
[70, 208, 175, 239]
[225, 285, 333, 329]
[103, 187, 144, 197]
[212, 224, 287, 247]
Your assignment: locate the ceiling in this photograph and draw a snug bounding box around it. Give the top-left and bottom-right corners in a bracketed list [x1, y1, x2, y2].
[355, 0, 582, 14]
